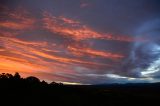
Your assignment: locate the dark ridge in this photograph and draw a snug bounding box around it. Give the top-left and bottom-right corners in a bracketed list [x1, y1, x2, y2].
[0, 72, 160, 106]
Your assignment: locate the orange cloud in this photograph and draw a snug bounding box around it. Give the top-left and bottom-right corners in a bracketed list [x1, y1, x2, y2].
[0, 30, 18, 37]
[0, 20, 34, 30]
[68, 46, 124, 61]
[0, 6, 35, 30]
[0, 57, 44, 74]
[0, 36, 110, 75]
[60, 17, 80, 24]
[43, 12, 136, 42]
[0, 37, 77, 80]
[0, 8, 134, 83]
[30, 49, 109, 67]
[0, 8, 121, 81]
[0, 49, 5, 52]
[9, 37, 48, 47]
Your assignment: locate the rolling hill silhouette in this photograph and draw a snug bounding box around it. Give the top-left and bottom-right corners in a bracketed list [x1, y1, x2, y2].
[0, 72, 159, 106]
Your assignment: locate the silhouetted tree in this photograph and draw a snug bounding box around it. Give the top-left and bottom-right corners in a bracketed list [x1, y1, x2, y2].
[25, 76, 40, 83]
[0, 73, 7, 79]
[0, 73, 13, 80]
[50, 81, 58, 85]
[50, 81, 63, 86]
[6, 73, 13, 79]
[14, 72, 21, 80]
[41, 80, 48, 85]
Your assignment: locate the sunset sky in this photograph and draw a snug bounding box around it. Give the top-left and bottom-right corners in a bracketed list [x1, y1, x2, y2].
[0, 0, 160, 84]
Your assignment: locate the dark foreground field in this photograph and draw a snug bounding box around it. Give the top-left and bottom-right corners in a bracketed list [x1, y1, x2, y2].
[0, 73, 160, 106]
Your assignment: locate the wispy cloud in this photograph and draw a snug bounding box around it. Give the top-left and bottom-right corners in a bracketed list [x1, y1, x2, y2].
[67, 45, 124, 61]
[0, 1, 156, 84]
[0, 7, 129, 83]
[43, 12, 137, 42]
[0, 7, 35, 31]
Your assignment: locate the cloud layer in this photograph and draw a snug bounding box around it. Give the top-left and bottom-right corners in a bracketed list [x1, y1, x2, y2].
[0, 0, 160, 84]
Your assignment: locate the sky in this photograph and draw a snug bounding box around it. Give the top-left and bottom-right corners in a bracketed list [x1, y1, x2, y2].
[0, 0, 160, 84]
